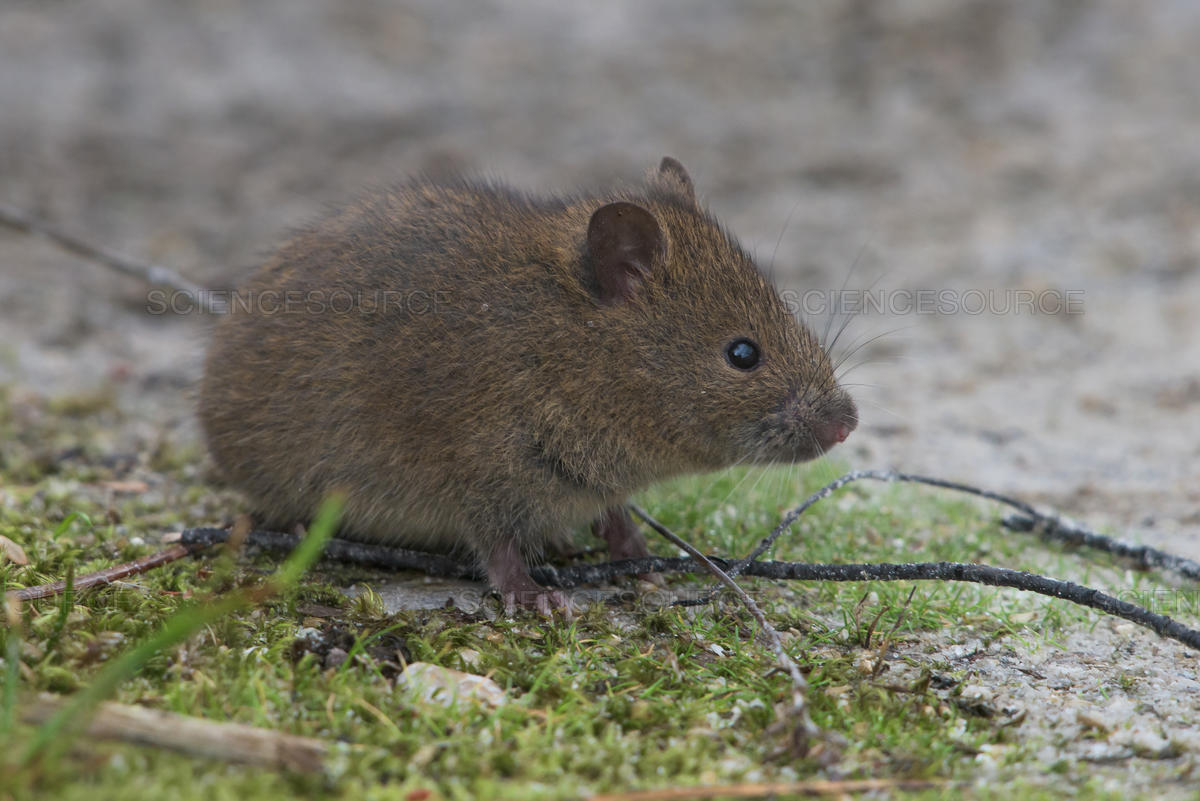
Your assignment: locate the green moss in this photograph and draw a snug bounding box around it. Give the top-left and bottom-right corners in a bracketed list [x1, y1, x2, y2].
[0, 455, 1192, 799]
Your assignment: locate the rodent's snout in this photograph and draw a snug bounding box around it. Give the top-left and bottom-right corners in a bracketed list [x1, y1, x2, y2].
[812, 415, 856, 451]
[752, 388, 858, 464]
[809, 391, 858, 453]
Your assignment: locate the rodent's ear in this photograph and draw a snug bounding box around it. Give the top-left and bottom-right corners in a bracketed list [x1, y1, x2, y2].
[653, 156, 696, 204]
[586, 202, 665, 306]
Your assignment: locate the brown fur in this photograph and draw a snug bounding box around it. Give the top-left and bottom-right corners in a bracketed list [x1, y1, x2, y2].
[198, 158, 857, 601]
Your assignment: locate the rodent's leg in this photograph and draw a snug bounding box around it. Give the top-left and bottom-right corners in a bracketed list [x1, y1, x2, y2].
[484, 537, 573, 617]
[593, 505, 649, 560]
[593, 505, 665, 586]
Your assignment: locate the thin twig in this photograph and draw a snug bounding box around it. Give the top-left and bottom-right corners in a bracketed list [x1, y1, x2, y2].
[0, 202, 216, 313]
[628, 503, 822, 757]
[1000, 510, 1200, 579]
[6, 545, 193, 603]
[179, 527, 472, 578]
[726, 469, 1200, 582]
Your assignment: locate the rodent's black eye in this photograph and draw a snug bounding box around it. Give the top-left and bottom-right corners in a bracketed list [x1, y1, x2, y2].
[725, 338, 761, 370]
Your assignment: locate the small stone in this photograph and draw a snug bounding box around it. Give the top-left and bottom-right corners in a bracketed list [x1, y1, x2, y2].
[854, 654, 879, 675]
[960, 684, 991, 702]
[456, 648, 482, 670]
[1077, 709, 1112, 732]
[397, 662, 506, 708]
[324, 647, 349, 670]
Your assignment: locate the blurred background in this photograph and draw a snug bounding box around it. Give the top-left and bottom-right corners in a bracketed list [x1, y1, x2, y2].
[1, 0, 1197, 549]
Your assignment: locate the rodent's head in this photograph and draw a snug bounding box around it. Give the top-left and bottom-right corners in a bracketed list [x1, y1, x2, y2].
[582, 157, 857, 471]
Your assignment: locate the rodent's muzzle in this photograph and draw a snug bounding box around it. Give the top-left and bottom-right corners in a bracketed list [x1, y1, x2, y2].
[748, 388, 858, 464]
[811, 392, 858, 452]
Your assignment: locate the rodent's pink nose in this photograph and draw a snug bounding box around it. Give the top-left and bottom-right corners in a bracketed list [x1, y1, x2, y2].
[814, 419, 855, 451]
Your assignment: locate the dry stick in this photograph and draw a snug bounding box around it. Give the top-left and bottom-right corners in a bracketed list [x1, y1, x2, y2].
[628, 503, 822, 757]
[0, 202, 217, 313]
[587, 778, 944, 801]
[5, 529, 474, 606]
[21, 693, 330, 771]
[7, 545, 193, 603]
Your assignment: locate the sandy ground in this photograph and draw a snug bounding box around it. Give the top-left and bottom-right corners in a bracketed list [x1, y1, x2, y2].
[2, 0, 1199, 792]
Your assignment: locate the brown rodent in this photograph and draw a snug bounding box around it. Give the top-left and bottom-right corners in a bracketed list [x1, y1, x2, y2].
[198, 158, 857, 612]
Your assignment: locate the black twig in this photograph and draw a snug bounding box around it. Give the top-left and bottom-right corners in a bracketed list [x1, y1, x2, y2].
[177, 526, 1200, 653]
[1000, 511, 1200, 580]
[180, 528, 472, 578]
[725, 469, 1200, 583]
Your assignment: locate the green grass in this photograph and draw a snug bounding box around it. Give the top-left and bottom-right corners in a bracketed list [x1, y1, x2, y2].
[0, 389, 1192, 800]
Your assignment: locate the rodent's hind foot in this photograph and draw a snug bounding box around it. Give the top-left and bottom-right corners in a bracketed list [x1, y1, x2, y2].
[594, 505, 665, 588]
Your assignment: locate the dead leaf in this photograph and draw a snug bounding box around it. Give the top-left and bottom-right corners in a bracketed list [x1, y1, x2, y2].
[0, 535, 29, 565]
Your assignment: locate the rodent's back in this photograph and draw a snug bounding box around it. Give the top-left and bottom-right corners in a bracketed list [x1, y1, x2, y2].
[200, 180, 643, 546]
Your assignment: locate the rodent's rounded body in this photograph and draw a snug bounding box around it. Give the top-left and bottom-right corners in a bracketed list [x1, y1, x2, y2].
[199, 159, 857, 608]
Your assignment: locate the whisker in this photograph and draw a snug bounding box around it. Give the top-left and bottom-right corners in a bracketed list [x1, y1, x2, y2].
[821, 242, 869, 348]
[825, 313, 858, 359]
[830, 324, 914, 374]
[716, 460, 763, 509]
[834, 356, 913, 383]
[697, 451, 756, 502]
[770, 198, 805, 276]
[851, 397, 908, 423]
